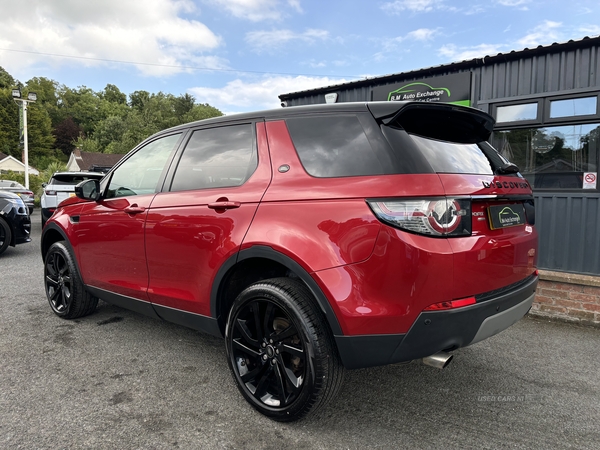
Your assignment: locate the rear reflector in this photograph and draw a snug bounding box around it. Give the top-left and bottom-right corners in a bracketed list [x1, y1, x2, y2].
[424, 297, 476, 311]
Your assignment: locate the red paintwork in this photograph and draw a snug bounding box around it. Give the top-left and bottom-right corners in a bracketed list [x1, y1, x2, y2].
[75, 194, 154, 301]
[143, 123, 273, 315]
[311, 227, 455, 335]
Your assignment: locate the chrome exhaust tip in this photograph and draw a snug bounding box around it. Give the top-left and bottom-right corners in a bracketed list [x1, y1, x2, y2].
[421, 352, 453, 369]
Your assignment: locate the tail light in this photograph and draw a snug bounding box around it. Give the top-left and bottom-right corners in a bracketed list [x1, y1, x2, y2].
[45, 190, 57, 195]
[367, 197, 471, 237]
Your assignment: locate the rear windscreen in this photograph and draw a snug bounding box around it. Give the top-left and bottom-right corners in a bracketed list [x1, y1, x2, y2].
[409, 134, 495, 175]
[286, 113, 507, 178]
[51, 175, 103, 185]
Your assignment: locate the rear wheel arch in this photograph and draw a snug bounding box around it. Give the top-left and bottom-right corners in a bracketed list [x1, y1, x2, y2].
[211, 246, 343, 337]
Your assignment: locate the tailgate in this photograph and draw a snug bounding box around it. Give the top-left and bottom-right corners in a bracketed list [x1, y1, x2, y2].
[439, 174, 538, 299]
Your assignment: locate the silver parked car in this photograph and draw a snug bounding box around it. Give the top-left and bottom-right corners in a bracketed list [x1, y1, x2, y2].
[0, 180, 34, 215]
[41, 172, 104, 226]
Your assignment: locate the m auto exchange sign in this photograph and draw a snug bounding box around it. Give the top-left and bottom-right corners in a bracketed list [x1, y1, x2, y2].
[372, 72, 471, 107]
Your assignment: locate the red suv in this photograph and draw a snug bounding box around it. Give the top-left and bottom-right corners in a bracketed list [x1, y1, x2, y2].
[41, 102, 538, 421]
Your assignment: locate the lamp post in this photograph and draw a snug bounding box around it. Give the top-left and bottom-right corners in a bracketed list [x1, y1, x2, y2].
[11, 88, 37, 189]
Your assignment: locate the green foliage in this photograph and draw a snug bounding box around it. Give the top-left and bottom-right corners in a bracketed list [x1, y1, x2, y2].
[31, 151, 68, 173]
[0, 66, 16, 90]
[0, 68, 223, 162]
[0, 89, 20, 156]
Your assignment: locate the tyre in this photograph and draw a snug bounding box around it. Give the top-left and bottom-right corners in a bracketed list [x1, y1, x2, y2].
[44, 241, 98, 319]
[0, 218, 11, 255]
[225, 278, 344, 422]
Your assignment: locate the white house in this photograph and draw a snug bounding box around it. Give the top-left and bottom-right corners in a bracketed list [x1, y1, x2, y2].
[0, 152, 40, 175]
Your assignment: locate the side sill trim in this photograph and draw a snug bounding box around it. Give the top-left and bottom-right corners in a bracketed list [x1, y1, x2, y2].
[85, 285, 222, 338]
[153, 304, 222, 338]
[86, 286, 162, 320]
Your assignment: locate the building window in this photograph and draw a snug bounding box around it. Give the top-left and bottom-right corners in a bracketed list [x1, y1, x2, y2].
[549, 96, 597, 119]
[496, 103, 538, 123]
[491, 124, 599, 189]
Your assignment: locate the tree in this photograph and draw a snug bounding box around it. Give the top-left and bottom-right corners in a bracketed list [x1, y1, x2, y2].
[129, 90, 150, 110]
[0, 66, 16, 90]
[24, 101, 55, 160]
[53, 117, 83, 155]
[0, 89, 20, 156]
[101, 84, 127, 105]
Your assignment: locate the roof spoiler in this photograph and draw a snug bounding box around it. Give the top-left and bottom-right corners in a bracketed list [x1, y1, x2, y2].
[368, 102, 495, 144]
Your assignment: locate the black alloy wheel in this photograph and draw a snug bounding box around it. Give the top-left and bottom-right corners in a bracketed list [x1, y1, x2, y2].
[0, 218, 11, 255]
[225, 278, 344, 422]
[44, 241, 98, 319]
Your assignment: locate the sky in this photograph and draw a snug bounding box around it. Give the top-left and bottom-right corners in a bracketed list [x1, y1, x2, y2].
[1, 0, 599, 115]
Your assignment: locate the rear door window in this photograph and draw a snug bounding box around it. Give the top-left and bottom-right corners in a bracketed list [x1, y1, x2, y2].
[170, 124, 256, 192]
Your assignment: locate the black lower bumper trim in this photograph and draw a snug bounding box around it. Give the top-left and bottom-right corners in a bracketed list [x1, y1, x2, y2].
[335, 275, 538, 370]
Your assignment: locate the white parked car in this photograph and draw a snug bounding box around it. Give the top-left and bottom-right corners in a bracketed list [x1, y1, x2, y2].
[41, 172, 104, 226]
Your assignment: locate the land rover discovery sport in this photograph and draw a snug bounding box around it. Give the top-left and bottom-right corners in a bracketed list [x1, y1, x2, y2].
[41, 101, 538, 421]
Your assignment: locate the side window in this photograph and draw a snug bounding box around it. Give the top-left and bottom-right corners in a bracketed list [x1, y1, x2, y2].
[106, 133, 181, 199]
[170, 124, 256, 192]
[286, 115, 384, 178]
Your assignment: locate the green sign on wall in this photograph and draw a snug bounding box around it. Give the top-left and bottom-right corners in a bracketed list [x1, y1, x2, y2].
[372, 72, 472, 106]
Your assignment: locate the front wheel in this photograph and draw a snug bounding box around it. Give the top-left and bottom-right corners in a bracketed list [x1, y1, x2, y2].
[225, 278, 344, 422]
[44, 241, 98, 319]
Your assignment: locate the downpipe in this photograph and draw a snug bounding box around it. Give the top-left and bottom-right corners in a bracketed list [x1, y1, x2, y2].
[421, 352, 453, 369]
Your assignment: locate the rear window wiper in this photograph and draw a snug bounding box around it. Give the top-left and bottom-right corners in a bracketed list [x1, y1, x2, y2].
[495, 162, 520, 175]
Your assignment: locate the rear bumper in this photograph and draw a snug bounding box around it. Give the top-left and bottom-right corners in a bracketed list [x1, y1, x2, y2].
[335, 274, 538, 369]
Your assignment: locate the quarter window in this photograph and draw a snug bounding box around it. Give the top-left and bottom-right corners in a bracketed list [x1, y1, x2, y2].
[170, 124, 256, 192]
[106, 133, 181, 199]
[286, 115, 384, 177]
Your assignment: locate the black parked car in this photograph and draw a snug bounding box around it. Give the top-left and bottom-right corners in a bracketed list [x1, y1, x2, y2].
[0, 191, 31, 255]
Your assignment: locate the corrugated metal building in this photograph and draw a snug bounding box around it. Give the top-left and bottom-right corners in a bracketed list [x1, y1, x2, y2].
[280, 37, 600, 275]
[280, 36, 600, 324]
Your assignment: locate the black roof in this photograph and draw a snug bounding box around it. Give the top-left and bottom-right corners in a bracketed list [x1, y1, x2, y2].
[165, 101, 375, 132]
[158, 100, 487, 136]
[279, 35, 600, 100]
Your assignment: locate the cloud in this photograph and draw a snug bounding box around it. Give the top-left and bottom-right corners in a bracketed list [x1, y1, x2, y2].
[516, 21, 562, 48]
[245, 29, 329, 53]
[578, 25, 600, 35]
[373, 28, 439, 61]
[381, 0, 445, 14]
[495, 0, 530, 7]
[0, 0, 223, 76]
[206, 0, 297, 22]
[438, 43, 505, 61]
[189, 75, 349, 113]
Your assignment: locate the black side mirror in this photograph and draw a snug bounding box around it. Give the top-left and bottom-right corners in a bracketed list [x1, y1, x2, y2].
[75, 179, 101, 201]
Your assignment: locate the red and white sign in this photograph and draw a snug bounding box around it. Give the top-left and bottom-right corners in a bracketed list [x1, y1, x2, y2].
[583, 172, 597, 189]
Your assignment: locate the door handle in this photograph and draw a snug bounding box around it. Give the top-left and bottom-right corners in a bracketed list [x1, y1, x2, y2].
[124, 205, 146, 214]
[208, 201, 241, 210]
